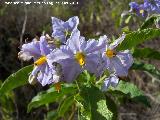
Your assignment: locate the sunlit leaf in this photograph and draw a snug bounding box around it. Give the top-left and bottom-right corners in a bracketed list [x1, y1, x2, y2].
[0, 65, 33, 96]
[140, 14, 160, 30]
[76, 85, 114, 120]
[117, 28, 160, 50]
[113, 81, 150, 107]
[125, 16, 131, 24]
[28, 85, 76, 112]
[0, 80, 16, 119]
[58, 95, 74, 117]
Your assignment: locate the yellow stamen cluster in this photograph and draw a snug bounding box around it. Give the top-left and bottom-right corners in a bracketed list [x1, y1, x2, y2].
[75, 52, 85, 66]
[54, 82, 61, 93]
[139, 9, 144, 14]
[106, 49, 116, 58]
[34, 56, 47, 66]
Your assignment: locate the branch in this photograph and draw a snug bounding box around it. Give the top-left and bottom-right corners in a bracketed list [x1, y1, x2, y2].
[20, 7, 27, 67]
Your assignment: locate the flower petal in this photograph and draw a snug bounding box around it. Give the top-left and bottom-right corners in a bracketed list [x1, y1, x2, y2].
[51, 16, 79, 43]
[85, 54, 102, 76]
[31, 66, 41, 76]
[110, 55, 129, 76]
[102, 79, 110, 91]
[51, 17, 64, 32]
[63, 16, 79, 31]
[66, 29, 82, 53]
[36, 64, 47, 84]
[37, 72, 44, 83]
[41, 73, 49, 86]
[37, 64, 57, 86]
[18, 51, 33, 61]
[111, 58, 127, 76]
[129, 2, 139, 12]
[47, 72, 60, 84]
[60, 59, 82, 82]
[110, 75, 119, 87]
[84, 35, 107, 54]
[102, 52, 111, 69]
[51, 17, 65, 41]
[102, 74, 119, 91]
[116, 50, 133, 70]
[47, 45, 73, 66]
[21, 41, 41, 59]
[40, 36, 52, 55]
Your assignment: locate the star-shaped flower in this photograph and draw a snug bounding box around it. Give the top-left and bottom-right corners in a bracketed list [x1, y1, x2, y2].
[102, 34, 133, 77]
[51, 16, 79, 44]
[48, 29, 107, 82]
[19, 36, 59, 86]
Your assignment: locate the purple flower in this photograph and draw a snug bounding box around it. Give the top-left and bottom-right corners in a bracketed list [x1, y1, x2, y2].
[129, 2, 147, 17]
[47, 29, 107, 82]
[144, 0, 160, 14]
[102, 74, 119, 91]
[19, 36, 59, 86]
[129, 2, 139, 12]
[51, 16, 79, 44]
[129, 0, 160, 16]
[102, 34, 133, 77]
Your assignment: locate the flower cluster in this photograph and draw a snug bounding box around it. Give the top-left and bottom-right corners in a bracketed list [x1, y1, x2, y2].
[129, 0, 160, 17]
[19, 16, 133, 91]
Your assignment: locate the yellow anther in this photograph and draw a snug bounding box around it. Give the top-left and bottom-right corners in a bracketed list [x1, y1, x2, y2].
[54, 82, 61, 93]
[106, 49, 116, 58]
[75, 52, 85, 66]
[140, 9, 144, 14]
[34, 56, 46, 66]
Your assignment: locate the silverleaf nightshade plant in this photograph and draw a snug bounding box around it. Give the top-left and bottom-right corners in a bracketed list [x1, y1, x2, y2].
[19, 16, 133, 91]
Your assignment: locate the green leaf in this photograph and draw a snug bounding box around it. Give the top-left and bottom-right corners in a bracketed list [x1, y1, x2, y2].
[58, 95, 74, 117]
[115, 81, 142, 98]
[113, 81, 150, 107]
[125, 16, 131, 24]
[117, 28, 160, 50]
[76, 71, 96, 86]
[105, 95, 118, 120]
[46, 111, 58, 120]
[27, 85, 76, 112]
[131, 61, 160, 80]
[122, 26, 130, 33]
[140, 14, 160, 30]
[0, 81, 16, 119]
[76, 85, 114, 120]
[133, 48, 160, 60]
[0, 65, 33, 96]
